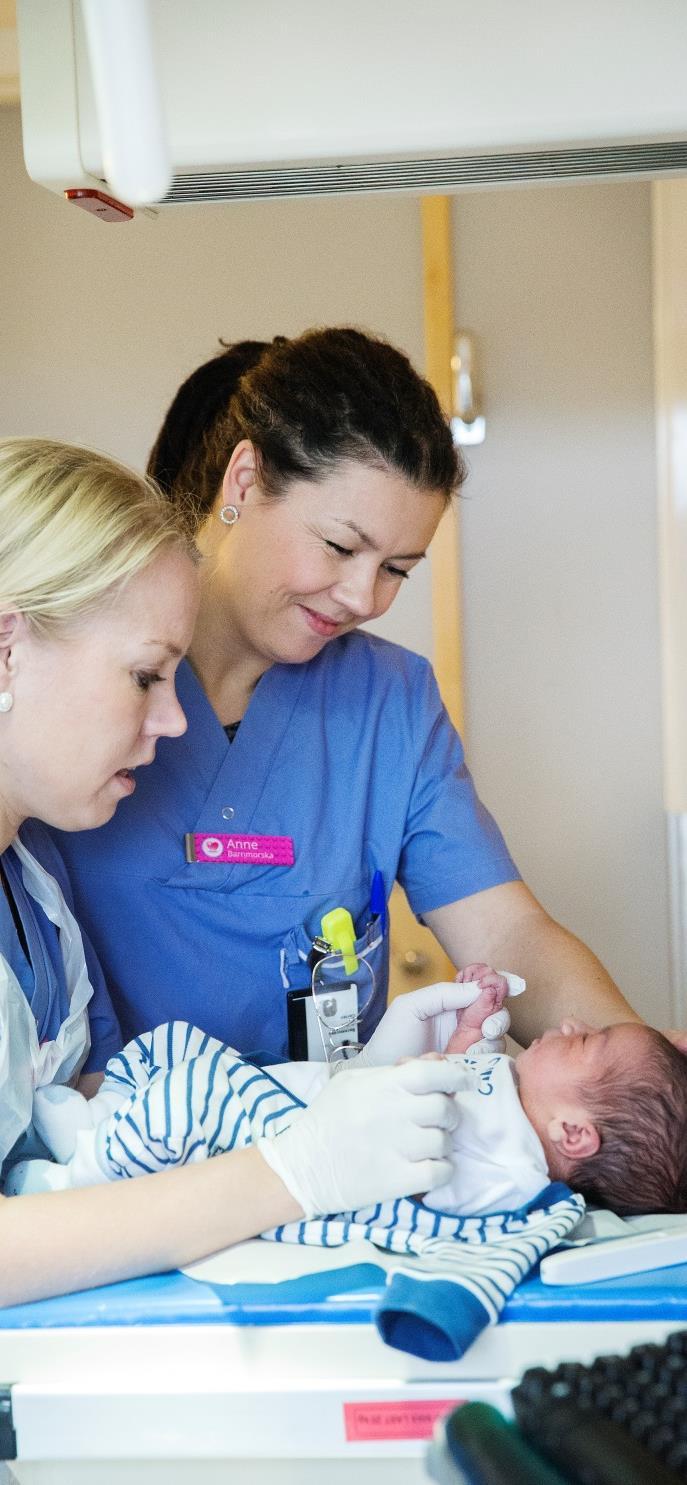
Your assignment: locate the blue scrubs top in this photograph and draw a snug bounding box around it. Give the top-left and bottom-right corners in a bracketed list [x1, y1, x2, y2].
[2, 821, 122, 1072]
[53, 634, 519, 1057]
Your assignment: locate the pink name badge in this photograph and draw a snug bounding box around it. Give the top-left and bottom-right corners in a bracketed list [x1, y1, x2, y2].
[185, 832, 295, 867]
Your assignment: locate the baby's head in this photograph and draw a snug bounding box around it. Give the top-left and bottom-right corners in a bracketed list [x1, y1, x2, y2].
[516, 1021, 687, 1214]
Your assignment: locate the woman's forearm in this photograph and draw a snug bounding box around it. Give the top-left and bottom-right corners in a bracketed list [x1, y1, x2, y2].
[0, 1147, 302, 1307]
[485, 911, 642, 1045]
[427, 880, 642, 1044]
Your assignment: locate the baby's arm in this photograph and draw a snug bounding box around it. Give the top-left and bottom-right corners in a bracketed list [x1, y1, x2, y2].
[444, 964, 509, 1055]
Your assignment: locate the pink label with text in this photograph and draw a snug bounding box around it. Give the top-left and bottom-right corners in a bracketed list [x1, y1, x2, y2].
[186, 832, 295, 866]
[343, 1399, 459, 1442]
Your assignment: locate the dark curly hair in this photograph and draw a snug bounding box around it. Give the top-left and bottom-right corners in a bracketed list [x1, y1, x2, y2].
[148, 327, 464, 533]
[568, 1028, 687, 1215]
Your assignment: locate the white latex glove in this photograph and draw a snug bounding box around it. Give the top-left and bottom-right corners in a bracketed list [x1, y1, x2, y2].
[257, 1058, 464, 1218]
[349, 977, 523, 1069]
[460, 1007, 512, 1056]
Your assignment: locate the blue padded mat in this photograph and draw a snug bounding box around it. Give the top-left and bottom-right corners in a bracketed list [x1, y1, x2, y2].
[3, 1257, 687, 1331]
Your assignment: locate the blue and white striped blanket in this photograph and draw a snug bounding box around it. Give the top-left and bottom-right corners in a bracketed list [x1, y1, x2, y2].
[265, 1183, 584, 1360]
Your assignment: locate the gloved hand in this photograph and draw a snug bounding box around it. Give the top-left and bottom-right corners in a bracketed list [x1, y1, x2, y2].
[348, 975, 525, 1068]
[257, 1058, 464, 1218]
[459, 1006, 512, 1056]
[346, 981, 495, 1068]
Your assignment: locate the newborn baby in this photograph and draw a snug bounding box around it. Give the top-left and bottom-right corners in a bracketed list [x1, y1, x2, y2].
[439, 965, 687, 1217]
[8, 967, 687, 1218]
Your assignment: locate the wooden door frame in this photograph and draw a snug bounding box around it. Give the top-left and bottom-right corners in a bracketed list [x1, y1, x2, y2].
[421, 194, 464, 735]
[385, 195, 463, 999]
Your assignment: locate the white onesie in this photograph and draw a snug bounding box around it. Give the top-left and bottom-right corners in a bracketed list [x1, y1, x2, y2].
[6, 1023, 548, 1216]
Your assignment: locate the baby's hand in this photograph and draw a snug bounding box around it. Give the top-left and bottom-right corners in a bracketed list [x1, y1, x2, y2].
[455, 965, 508, 1027]
[445, 965, 509, 1055]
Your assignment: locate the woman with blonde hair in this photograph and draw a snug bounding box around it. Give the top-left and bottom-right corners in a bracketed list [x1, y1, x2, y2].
[0, 436, 467, 1307]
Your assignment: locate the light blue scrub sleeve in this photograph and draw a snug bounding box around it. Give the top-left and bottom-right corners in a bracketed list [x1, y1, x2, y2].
[75, 925, 123, 1072]
[18, 822, 122, 1071]
[397, 661, 520, 918]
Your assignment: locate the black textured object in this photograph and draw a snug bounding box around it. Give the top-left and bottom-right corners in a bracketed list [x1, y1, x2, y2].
[0, 1389, 15, 1461]
[427, 1402, 570, 1485]
[513, 1330, 687, 1483]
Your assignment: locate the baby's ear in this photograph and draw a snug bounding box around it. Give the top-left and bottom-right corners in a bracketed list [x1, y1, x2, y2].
[547, 1115, 600, 1162]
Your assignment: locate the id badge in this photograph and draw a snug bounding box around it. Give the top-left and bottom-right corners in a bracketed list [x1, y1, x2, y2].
[286, 984, 359, 1062]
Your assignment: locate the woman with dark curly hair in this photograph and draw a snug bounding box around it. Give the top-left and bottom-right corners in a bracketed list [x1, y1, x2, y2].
[54, 327, 641, 1062]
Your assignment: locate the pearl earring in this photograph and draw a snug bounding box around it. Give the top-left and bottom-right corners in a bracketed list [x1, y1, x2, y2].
[219, 504, 239, 526]
[0, 691, 13, 713]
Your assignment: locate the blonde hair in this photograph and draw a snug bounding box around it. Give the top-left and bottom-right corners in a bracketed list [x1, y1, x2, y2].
[0, 438, 197, 635]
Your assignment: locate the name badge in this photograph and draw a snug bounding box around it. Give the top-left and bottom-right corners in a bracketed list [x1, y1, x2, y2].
[185, 832, 295, 867]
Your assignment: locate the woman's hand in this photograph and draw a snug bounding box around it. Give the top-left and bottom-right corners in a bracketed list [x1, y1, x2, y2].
[257, 1057, 465, 1217]
[350, 974, 522, 1067]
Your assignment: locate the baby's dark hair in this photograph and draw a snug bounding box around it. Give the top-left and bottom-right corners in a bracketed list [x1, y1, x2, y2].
[568, 1028, 687, 1215]
[148, 327, 465, 534]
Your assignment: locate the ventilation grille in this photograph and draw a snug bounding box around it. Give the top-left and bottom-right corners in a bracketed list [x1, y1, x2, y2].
[162, 141, 687, 204]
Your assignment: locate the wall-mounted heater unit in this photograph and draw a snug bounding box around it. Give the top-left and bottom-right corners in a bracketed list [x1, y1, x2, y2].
[15, 0, 687, 214]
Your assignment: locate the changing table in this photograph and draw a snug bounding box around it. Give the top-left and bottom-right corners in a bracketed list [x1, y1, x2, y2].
[1, 1238, 687, 1485]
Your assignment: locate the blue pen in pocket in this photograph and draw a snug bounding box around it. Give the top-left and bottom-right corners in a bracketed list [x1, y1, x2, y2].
[369, 869, 387, 935]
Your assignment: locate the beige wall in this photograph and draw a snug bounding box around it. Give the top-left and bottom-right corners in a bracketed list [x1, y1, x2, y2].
[0, 106, 435, 658]
[0, 105, 670, 1020]
[453, 183, 669, 1019]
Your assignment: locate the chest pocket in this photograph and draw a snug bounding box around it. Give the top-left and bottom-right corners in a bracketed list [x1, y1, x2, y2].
[279, 910, 390, 1040]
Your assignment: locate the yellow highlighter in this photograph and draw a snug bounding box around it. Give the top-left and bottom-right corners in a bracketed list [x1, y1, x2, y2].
[320, 907, 358, 975]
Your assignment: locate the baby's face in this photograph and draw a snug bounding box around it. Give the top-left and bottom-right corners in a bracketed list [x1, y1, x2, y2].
[516, 1020, 651, 1115]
